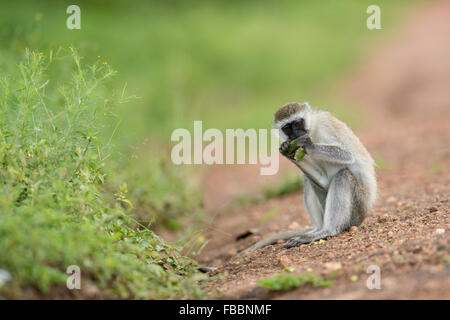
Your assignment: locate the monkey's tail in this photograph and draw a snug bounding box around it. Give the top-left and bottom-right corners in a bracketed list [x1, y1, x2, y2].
[237, 227, 314, 256]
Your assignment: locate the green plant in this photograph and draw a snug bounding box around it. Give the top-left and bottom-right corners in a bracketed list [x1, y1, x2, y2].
[0, 48, 201, 298]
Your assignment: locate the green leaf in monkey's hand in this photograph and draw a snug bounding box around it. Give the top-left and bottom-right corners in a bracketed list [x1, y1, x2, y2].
[287, 138, 300, 155]
[294, 147, 306, 161]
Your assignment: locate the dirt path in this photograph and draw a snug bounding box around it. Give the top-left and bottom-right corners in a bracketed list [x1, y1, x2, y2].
[198, 0, 450, 299]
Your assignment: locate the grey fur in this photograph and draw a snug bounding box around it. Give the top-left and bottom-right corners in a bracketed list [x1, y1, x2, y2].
[307, 144, 354, 164]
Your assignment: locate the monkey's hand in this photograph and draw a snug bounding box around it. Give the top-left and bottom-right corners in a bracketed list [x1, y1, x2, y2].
[280, 137, 310, 160]
[279, 140, 296, 158]
[295, 135, 314, 150]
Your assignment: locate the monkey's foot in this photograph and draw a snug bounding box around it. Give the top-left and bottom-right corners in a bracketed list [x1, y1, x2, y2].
[284, 234, 318, 248]
[284, 236, 305, 248]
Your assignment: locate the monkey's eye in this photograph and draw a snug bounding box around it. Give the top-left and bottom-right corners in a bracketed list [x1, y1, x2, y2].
[282, 124, 292, 136]
[293, 119, 304, 128]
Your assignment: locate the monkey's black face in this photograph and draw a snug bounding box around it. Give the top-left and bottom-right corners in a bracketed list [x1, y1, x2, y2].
[282, 118, 307, 140]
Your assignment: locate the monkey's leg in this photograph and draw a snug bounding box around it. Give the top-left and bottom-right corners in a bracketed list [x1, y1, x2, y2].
[284, 168, 361, 248]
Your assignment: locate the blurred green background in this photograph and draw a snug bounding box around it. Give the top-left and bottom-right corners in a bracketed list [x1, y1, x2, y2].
[1, 0, 412, 144]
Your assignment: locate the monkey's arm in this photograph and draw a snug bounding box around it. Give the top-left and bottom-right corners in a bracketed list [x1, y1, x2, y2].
[280, 139, 328, 190]
[296, 136, 354, 165]
[292, 158, 328, 190]
[307, 144, 354, 164]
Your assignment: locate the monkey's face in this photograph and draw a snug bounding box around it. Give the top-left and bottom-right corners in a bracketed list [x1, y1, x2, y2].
[273, 102, 312, 142]
[281, 118, 307, 141]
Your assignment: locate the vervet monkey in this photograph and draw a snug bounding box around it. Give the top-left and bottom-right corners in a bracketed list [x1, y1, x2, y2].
[242, 102, 376, 252]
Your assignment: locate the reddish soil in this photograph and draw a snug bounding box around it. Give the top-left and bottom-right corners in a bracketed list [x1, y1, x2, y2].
[198, 0, 450, 299]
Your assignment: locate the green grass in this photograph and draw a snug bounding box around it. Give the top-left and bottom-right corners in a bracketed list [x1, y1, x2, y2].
[258, 272, 333, 291]
[235, 174, 303, 207]
[0, 48, 203, 298]
[263, 174, 303, 199]
[259, 208, 280, 224]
